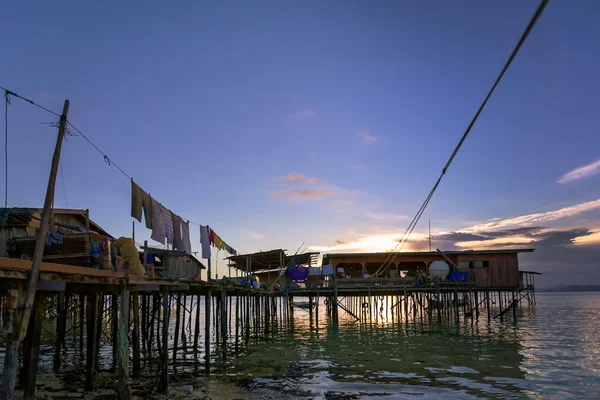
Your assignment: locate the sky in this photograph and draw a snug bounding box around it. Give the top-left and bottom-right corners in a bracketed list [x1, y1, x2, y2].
[1, 0, 600, 287]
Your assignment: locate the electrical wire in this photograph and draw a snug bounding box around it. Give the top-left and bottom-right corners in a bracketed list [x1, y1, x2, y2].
[0, 86, 61, 118]
[374, 0, 550, 277]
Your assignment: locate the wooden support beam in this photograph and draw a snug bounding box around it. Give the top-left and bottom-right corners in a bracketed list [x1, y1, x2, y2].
[116, 284, 131, 399]
[22, 293, 46, 399]
[159, 288, 169, 392]
[53, 292, 67, 372]
[193, 294, 201, 376]
[85, 294, 98, 391]
[173, 294, 181, 373]
[205, 290, 211, 373]
[132, 293, 141, 378]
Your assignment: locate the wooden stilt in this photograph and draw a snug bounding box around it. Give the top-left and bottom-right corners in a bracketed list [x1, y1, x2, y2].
[204, 290, 212, 373]
[116, 284, 131, 399]
[86, 293, 98, 391]
[53, 292, 67, 372]
[173, 293, 181, 373]
[132, 293, 141, 378]
[22, 293, 46, 400]
[159, 288, 169, 392]
[111, 293, 118, 368]
[79, 294, 85, 356]
[193, 294, 201, 376]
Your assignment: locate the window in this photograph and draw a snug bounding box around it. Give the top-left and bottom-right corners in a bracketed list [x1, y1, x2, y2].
[472, 261, 483, 269]
[459, 261, 470, 270]
[483, 261, 489, 268]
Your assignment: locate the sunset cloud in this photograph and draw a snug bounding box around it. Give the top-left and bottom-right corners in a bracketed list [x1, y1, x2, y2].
[356, 129, 377, 144]
[276, 172, 319, 184]
[269, 188, 339, 200]
[461, 199, 600, 232]
[572, 231, 600, 246]
[558, 159, 600, 184]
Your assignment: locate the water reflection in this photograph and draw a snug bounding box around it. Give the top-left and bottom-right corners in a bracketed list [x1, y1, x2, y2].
[1, 293, 599, 399]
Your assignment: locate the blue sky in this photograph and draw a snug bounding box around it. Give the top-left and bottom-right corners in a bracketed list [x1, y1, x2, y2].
[2, 1, 600, 286]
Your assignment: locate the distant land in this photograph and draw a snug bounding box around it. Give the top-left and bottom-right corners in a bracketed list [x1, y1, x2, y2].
[538, 285, 600, 293]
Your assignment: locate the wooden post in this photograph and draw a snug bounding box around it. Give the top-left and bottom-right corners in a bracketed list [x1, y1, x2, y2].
[474, 291, 480, 319]
[486, 291, 491, 324]
[173, 293, 181, 373]
[193, 293, 201, 375]
[1, 100, 69, 400]
[53, 292, 67, 372]
[79, 294, 85, 356]
[220, 290, 227, 342]
[132, 293, 141, 378]
[159, 288, 169, 392]
[116, 284, 131, 399]
[204, 290, 212, 373]
[22, 293, 46, 399]
[111, 293, 119, 368]
[86, 294, 98, 391]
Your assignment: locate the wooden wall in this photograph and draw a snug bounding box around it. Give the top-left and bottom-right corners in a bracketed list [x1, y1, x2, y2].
[456, 253, 519, 288]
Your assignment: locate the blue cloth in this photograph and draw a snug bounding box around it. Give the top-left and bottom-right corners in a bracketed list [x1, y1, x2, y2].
[147, 253, 155, 264]
[90, 241, 101, 258]
[46, 232, 63, 246]
[288, 265, 310, 282]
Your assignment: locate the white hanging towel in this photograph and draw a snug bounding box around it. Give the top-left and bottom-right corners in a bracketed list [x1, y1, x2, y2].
[337, 267, 345, 273]
[150, 198, 165, 245]
[200, 225, 211, 259]
[322, 264, 334, 276]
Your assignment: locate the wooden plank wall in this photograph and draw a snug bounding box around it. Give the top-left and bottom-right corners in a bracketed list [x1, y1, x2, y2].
[457, 253, 519, 288]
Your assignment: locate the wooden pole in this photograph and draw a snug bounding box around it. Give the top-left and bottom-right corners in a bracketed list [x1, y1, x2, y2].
[204, 290, 212, 373]
[116, 283, 131, 399]
[111, 293, 119, 368]
[85, 294, 98, 391]
[53, 292, 67, 372]
[132, 293, 141, 378]
[159, 288, 169, 392]
[79, 294, 85, 356]
[193, 294, 201, 375]
[1, 100, 69, 400]
[22, 293, 46, 400]
[173, 294, 181, 373]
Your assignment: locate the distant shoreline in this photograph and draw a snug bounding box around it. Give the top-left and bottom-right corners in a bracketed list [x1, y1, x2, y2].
[538, 285, 600, 293]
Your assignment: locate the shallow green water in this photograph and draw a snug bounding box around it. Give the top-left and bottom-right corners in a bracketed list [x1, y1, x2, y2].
[217, 292, 600, 399]
[6, 292, 600, 399]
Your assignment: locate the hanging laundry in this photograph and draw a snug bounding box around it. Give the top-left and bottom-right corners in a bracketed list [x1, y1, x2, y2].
[150, 197, 165, 244]
[181, 220, 192, 254]
[171, 212, 183, 250]
[131, 180, 143, 223]
[322, 264, 334, 276]
[162, 205, 174, 245]
[214, 234, 224, 250]
[309, 267, 322, 276]
[337, 267, 345, 273]
[209, 228, 215, 246]
[131, 180, 153, 228]
[288, 265, 310, 282]
[200, 225, 211, 259]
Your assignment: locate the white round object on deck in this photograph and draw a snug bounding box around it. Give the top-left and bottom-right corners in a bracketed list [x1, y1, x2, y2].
[429, 261, 449, 280]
